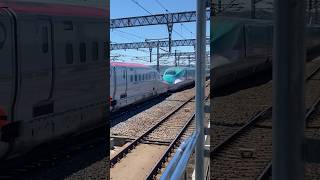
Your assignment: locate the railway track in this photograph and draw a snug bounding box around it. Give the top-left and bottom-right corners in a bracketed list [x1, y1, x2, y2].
[147, 96, 210, 180]
[257, 68, 320, 179]
[0, 82, 202, 179]
[110, 83, 209, 180]
[0, 84, 201, 180]
[110, 83, 196, 128]
[110, 93, 170, 127]
[110, 87, 198, 139]
[210, 58, 320, 179]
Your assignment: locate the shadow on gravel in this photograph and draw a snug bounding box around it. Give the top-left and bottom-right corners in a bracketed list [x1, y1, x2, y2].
[0, 126, 108, 180]
[110, 83, 196, 127]
[213, 69, 272, 98]
[110, 93, 170, 127]
[211, 48, 320, 98]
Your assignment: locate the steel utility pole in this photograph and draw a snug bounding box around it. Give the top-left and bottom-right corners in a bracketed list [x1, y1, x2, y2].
[157, 41, 160, 72]
[145, 38, 168, 67]
[273, 0, 306, 179]
[316, 0, 319, 23]
[195, 0, 206, 179]
[251, 0, 256, 19]
[149, 47, 152, 63]
[175, 50, 178, 67]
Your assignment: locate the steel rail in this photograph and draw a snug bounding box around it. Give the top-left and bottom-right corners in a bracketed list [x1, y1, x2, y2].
[211, 61, 320, 155]
[146, 113, 195, 180]
[257, 96, 320, 180]
[209, 61, 320, 179]
[255, 63, 320, 180]
[110, 83, 210, 166]
[211, 107, 271, 155]
[146, 94, 210, 180]
[109, 96, 194, 166]
[257, 97, 320, 180]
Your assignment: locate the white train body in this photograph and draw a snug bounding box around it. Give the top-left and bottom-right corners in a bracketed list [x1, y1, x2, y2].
[110, 62, 168, 111]
[0, 2, 108, 160]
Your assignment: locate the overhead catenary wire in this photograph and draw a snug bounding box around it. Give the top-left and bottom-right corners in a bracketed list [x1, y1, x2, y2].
[113, 0, 200, 63]
[131, 0, 153, 15]
[131, 0, 188, 40]
[155, 0, 194, 38]
[114, 29, 146, 41]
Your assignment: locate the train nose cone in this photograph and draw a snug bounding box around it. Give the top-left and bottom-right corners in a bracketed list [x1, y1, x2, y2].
[163, 76, 174, 84]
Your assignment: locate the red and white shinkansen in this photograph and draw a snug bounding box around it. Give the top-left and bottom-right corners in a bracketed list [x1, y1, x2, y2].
[0, 1, 108, 160]
[110, 62, 168, 111]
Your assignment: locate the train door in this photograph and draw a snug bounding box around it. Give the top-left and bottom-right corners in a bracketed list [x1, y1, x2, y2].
[41, 20, 54, 100]
[126, 68, 136, 104]
[0, 9, 15, 149]
[110, 65, 115, 106]
[16, 19, 54, 120]
[152, 71, 157, 94]
[117, 66, 127, 104]
[129, 68, 140, 101]
[124, 67, 128, 99]
[111, 66, 117, 101]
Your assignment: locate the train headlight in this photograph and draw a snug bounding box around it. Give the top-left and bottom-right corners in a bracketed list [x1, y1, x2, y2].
[174, 79, 182, 84]
[0, 107, 7, 129]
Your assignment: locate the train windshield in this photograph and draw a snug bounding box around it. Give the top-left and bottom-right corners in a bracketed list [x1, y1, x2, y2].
[165, 70, 176, 75]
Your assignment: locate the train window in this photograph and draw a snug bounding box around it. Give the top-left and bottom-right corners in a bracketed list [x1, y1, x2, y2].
[42, 27, 49, 53]
[130, 75, 133, 82]
[138, 74, 141, 81]
[142, 74, 145, 81]
[135, 74, 137, 82]
[0, 23, 6, 50]
[79, 43, 86, 63]
[166, 70, 176, 75]
[92, 42, 99, 61]
[65, 43, 73, 64]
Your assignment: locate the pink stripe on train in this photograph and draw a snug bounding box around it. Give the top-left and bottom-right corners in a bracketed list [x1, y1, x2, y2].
[111, 62, 149, 68]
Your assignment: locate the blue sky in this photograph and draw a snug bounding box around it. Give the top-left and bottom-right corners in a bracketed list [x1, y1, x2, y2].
[110, 0, 210, 66]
